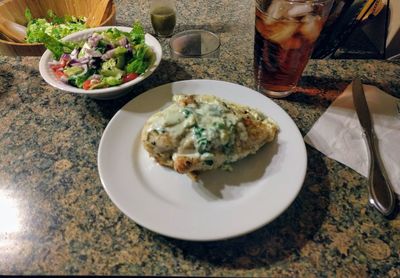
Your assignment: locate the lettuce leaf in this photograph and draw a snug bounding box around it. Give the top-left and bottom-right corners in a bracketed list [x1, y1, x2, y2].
[102, 76, 123, 86]
[68, 69, 94, 88]
[25, 8, 33, 22]
[101, 28, 129, 45]
[89, 76, 123, 89]
[25, 8, 86, 43]
[129, 21, 145, 45]
[125, 44, 153, 74]
[37, 31, 77, 60]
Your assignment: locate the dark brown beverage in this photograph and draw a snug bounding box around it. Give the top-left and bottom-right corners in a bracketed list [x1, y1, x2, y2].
[254, 0, 331, 97]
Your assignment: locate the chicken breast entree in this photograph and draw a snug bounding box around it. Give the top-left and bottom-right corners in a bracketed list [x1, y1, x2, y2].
[141, 94, 279, 178]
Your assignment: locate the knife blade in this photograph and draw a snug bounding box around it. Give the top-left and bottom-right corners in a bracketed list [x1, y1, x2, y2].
[352, 78, 397, 217]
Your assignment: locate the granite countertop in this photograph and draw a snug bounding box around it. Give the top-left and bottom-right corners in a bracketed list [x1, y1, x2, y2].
[1, 0, 400, 276]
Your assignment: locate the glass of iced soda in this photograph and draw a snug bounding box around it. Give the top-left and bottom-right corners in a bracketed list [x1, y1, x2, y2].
[254, 0, 333, 98]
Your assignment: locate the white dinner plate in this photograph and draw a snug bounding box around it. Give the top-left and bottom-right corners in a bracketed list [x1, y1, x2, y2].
[98, 80, 307, 241]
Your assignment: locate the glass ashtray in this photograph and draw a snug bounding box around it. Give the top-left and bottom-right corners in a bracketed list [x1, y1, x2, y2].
[169, 30, 220, 58]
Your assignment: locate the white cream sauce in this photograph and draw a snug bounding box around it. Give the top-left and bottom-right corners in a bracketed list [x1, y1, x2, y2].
[146, 95, 248, 165]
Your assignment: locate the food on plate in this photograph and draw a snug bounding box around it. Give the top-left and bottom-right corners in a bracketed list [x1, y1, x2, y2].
[25, 8, 87, 43]
[141, 94, 279, 178]
[44, 22, 154, 90]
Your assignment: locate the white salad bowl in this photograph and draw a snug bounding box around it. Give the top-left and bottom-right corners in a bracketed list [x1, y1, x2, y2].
[39, 26, 162, 100]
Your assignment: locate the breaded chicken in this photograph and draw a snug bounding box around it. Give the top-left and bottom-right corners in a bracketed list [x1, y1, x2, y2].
[141, 95, 278, 177]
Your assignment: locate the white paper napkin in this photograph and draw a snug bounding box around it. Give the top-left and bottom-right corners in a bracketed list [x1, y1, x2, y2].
[304, 83, 400, 196]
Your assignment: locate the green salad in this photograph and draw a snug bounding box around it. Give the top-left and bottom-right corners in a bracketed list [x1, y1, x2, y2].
[25, 8, 87, 43]
[45, 22, 154, 90]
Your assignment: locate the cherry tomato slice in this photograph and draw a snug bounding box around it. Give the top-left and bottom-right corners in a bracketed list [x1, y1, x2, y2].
[54, 70, 66, 79]
[50, 64, 64, 72]
[123, 73, 139, 83]
[83, 80, 92, 90]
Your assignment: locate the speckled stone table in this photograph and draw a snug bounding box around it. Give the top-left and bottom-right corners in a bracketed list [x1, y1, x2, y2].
[1, 0, 400, 276]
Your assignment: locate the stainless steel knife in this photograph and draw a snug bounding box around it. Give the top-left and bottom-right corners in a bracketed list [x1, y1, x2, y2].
[352, 78, 397, 217]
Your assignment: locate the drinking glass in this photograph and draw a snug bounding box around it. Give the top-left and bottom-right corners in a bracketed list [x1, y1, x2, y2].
[150, 0, 177, 37]
[254, 0, 333, 98]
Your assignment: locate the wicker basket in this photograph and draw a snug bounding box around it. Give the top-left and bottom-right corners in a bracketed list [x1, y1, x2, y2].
[0, 0, 116, 56]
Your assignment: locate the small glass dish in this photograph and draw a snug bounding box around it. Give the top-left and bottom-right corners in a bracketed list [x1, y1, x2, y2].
[169, 30, 220, 58]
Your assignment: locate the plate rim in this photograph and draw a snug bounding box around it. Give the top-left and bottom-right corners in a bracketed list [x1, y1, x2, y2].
[98, 79, 307, 241]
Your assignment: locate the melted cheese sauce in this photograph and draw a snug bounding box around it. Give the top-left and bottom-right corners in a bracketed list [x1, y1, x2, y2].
[145, 95, 256, 166]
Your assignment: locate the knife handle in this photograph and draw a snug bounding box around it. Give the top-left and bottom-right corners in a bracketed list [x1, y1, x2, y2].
[364, 131, 397, 216]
